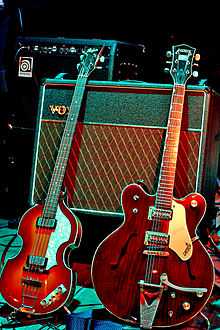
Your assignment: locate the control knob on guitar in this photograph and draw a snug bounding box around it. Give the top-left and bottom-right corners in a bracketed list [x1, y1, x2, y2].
[91, 44, 214, 329]
[0, 47, 103, 315]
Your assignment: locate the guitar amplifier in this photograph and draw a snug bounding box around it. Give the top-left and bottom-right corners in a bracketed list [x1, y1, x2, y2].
[29, 79, 220, 217]
[15, 37, 146, 81]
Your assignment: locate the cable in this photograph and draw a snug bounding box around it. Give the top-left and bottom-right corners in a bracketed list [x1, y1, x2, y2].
[17, 8, 23, 33]
[0, 243, 20, 248]
[0, 234, 17, 272]
[0, 234, 17, 239]
[199, 311, 211, 330]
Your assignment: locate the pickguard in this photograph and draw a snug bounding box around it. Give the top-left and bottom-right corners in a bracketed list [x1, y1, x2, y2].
[45, 205, 71, 269]
[168, 200, 192, 261]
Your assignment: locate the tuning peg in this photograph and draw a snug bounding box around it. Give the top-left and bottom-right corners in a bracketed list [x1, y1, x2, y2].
[99, 56, 105, 63]
[166, 50, 172, 58]
[164, 67, 170, 74]
[194, 53, 200, 61]
[192, 71, 199, 78]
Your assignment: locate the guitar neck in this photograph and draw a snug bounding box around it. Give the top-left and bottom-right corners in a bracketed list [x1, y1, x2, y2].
[43, 74, 88, 218]
[155, 84, 185, 210]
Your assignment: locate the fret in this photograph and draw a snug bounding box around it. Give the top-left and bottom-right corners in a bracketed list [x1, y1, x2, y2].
[172, 102, 183, 106]
[157, 185, 174, 190]
[160, 174, 175, 179]
[173, 93, 184, 97]
[156, 201, 172, 208]
[156, 199, 172, 204]
[162, 164, 176, 168]
[163, 157, 177, 161]
[162, 158, 177, 163]
[156, 193, 173, 199]
[158, 186, 174, 191]
[169, 119, 182, 125]
[161, 172, 176, 177]
[169, 112, 183, 119]
[156, 195, 174, 202]
[162, 154, 179, 160]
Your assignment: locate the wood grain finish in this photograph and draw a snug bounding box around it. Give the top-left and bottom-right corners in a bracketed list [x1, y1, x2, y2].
[91, 183, 214, 327]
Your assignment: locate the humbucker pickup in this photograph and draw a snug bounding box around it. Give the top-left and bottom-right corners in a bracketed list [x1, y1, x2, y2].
[148, 206, 173, 221]
[143, 231, 170, 257]
[144, 231, 169, 246]
[36, 217, 57, 229]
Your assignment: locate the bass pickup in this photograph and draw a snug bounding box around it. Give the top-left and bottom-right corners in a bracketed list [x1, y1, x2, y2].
[24, 255, 48, 273]
[36, 217, 57, 229]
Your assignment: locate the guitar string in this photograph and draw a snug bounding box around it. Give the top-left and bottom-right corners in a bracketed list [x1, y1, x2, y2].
[150, 86, 184, 285]
[143, 90, 173, 284]
[143, 87, 175, 284]
[24, 64, 88, 308]
[35, 71, 86, 258]
[23, 73, 85, 307]
[151, 88, 176, 284]
[144, 85, 185, 287]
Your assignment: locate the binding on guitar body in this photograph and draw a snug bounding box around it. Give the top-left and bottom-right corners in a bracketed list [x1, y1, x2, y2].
[91, 44, 215, 329]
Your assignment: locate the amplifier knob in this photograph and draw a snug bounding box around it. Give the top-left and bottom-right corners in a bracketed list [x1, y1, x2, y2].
[70, 47, 76, 53]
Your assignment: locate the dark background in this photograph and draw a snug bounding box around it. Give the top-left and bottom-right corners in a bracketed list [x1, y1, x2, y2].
[1, 1, 220, 87]
[0, 0, 220, 223]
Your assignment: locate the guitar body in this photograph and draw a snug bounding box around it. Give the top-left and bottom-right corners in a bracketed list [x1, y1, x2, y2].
[0, 200, 82, 314]
[92, 183, 214, 327]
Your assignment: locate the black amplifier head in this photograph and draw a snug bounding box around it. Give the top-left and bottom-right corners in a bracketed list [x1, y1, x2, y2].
[15, 37, 147, 81]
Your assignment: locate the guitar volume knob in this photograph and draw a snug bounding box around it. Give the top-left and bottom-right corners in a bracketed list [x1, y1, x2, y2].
[182, 301, 191, 311]
[133, 195, 140, 201]
[194, 53, 200, 61]
[192, 71, 199, 78]
[170, 292, 176, 298]
[190, 199, 198, 208]
[168, 310, 173, 318]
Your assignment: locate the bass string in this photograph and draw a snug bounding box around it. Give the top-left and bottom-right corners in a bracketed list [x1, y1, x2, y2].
[25, 57, 97, 305]
[29, 48, 103, 264]
[31, 69, 87, 261]
[24, 70, 87, 306]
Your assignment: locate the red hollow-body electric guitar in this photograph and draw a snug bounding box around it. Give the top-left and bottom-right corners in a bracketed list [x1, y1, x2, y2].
[0, 48, 102, 315]
[91, 45, 215, 328]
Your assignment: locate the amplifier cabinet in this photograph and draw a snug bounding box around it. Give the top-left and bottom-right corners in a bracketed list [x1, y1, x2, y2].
[29, 79, 220, 216]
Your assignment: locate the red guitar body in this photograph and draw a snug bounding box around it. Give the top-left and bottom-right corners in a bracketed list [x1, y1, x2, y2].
[0, 200, 82, 315]
[91, 183, 214, 328]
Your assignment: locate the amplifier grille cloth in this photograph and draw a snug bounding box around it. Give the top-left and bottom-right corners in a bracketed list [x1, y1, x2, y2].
[33, 121, 200, 213]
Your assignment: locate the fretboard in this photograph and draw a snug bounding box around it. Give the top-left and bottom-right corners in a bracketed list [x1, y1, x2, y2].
[155, 84, 186, 210]
[43, 73, 88, 219]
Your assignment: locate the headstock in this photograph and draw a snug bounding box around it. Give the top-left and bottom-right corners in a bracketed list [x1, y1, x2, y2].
[77, 47, 104, 77]
[164, 44, 200, 85]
